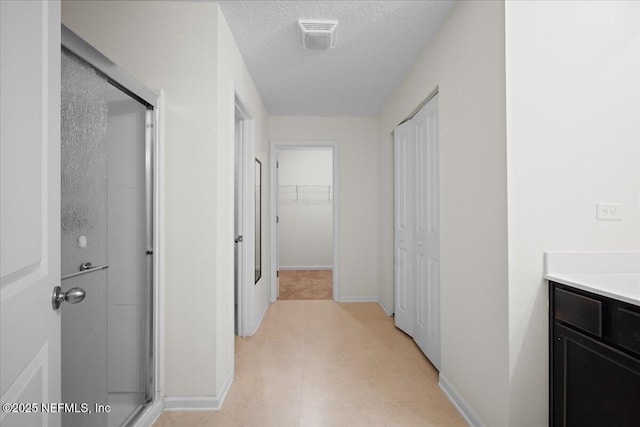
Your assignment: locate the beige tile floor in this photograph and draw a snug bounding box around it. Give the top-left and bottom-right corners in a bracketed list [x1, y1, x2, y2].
[153, 300, 467, 427]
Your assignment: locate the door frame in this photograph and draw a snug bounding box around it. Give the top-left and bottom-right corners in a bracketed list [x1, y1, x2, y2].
[269, 141, 340, 302]
[60, 25, 165, 424]
[232, 92, 254, 337]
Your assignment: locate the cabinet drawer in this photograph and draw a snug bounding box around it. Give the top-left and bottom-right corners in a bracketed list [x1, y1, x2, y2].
[616, 307, 640, 356]
[554, 288, 602, 337]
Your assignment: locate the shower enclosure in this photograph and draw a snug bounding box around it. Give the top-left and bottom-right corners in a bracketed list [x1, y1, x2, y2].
[60, 27, 158, 427]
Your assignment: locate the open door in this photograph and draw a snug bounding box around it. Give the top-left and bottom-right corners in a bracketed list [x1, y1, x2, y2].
[234, 97, 254, 337]
[234, 111, 244, 335]
[0, 1, 62, 426]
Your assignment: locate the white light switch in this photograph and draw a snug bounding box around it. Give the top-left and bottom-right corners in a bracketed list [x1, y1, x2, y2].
[78, 235, 87, 248]
[596, 203, 622, 221]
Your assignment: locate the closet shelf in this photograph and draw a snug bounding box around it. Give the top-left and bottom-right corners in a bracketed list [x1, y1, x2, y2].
[278, 185, 333, 203]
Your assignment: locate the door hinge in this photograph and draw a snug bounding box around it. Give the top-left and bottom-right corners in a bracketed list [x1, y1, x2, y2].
[235, 235, 243, 243]
[146, 123, 154, 128]
[276, 216, 279, 223]
[277, 270, 279, 278]
[276, 161, 279, 168]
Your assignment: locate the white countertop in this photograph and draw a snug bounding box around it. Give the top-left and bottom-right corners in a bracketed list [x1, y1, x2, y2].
[545, 252, 640, 306]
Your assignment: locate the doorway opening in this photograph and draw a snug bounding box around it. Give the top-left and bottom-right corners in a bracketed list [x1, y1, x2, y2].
[271, 143, 339, 301]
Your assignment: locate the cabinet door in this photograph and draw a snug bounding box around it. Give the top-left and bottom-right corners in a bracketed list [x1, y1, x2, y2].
[553, 323, 640, 427]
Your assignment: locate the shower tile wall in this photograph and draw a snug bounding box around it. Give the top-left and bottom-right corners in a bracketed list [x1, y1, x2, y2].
[106, 90, 148, 427]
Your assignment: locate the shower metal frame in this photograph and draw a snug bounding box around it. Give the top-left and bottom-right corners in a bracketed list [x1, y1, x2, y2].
[61, 24, 163, 426]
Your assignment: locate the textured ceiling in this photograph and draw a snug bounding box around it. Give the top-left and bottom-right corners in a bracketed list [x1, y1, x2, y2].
[216, 1, 458, 116]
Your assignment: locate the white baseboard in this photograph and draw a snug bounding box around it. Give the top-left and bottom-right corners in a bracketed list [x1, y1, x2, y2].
[378, 297, 393, 316]
[163, 396, 218, 411]
[278, 266, 333, 270]
[163, 370, 234, 411]
[250, 299, 270, 336]
[216, 368, 234, 409]
[337, 296, 393, 317]
[438, 374, 483, 427]
[337, 296, 379, 303]
[132, 400, 163, 427]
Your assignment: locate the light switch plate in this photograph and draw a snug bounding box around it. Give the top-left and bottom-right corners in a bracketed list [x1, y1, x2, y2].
[596, 203, 622, 221]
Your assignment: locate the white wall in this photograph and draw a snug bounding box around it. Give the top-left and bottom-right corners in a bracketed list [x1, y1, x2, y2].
[505, 1, 640, 424]
[278, 149, 333, 269]
[63, 0, 270, 403]
[63, 0, 219, 398]
[377, 1, 509, 425]
[269, 117, 379, 299]
[215, 6, 271, 380]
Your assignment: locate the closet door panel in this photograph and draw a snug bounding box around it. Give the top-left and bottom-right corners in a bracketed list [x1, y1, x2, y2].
[423, 95, 441, 370]
[394, 94, 440, 371]
[413, 107, 429, 353]
[402, 95, 441, 371]
[394, 120, 415, 336]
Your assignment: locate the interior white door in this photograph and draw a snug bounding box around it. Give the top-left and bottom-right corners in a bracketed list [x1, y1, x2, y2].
[0, 1, 62, 426]
[234, 115, 243, 335]
[275, 154, 280, 299]
[412, 95, 441, 370]
[393, 120, 416, 336]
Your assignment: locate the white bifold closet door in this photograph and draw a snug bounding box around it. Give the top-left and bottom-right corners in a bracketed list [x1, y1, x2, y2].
[394, 94, 440, 370]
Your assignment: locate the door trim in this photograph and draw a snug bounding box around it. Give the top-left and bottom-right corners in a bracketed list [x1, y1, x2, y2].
[61, 25, 164, 421]
[270, 141, 340, 302]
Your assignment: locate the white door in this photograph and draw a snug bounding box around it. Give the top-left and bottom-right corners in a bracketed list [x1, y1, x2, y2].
[0, 1, 62, 427]
[412, 95, 441, 370]
[274, 155, 280, 299]
[393, 120, 416, 336]
[234, 114, 244, 335]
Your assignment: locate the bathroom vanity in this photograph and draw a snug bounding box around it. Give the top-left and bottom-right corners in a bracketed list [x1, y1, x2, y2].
[546, 252, 640, 427]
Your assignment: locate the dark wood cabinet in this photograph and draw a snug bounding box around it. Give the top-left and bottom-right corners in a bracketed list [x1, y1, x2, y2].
[550, 282, 640, 427]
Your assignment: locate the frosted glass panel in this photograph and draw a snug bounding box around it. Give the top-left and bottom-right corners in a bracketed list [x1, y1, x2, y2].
[61, 48, 109, 427]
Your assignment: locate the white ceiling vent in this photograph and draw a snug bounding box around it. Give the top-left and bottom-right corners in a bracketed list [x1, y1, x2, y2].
[298, 19, 338, 50]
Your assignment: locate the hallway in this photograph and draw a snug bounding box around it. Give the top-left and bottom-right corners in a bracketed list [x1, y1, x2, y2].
[153, 301, 466, 426]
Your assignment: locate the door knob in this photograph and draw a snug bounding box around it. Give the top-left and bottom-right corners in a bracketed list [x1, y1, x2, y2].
[52, 286, 86, 310]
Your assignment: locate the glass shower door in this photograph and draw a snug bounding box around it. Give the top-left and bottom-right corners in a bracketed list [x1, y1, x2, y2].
[104, 78, 152, 427]
[61, 48, 152, 427]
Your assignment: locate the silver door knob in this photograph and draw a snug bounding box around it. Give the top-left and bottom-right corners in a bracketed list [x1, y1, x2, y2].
[52, 286, 86, 310]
